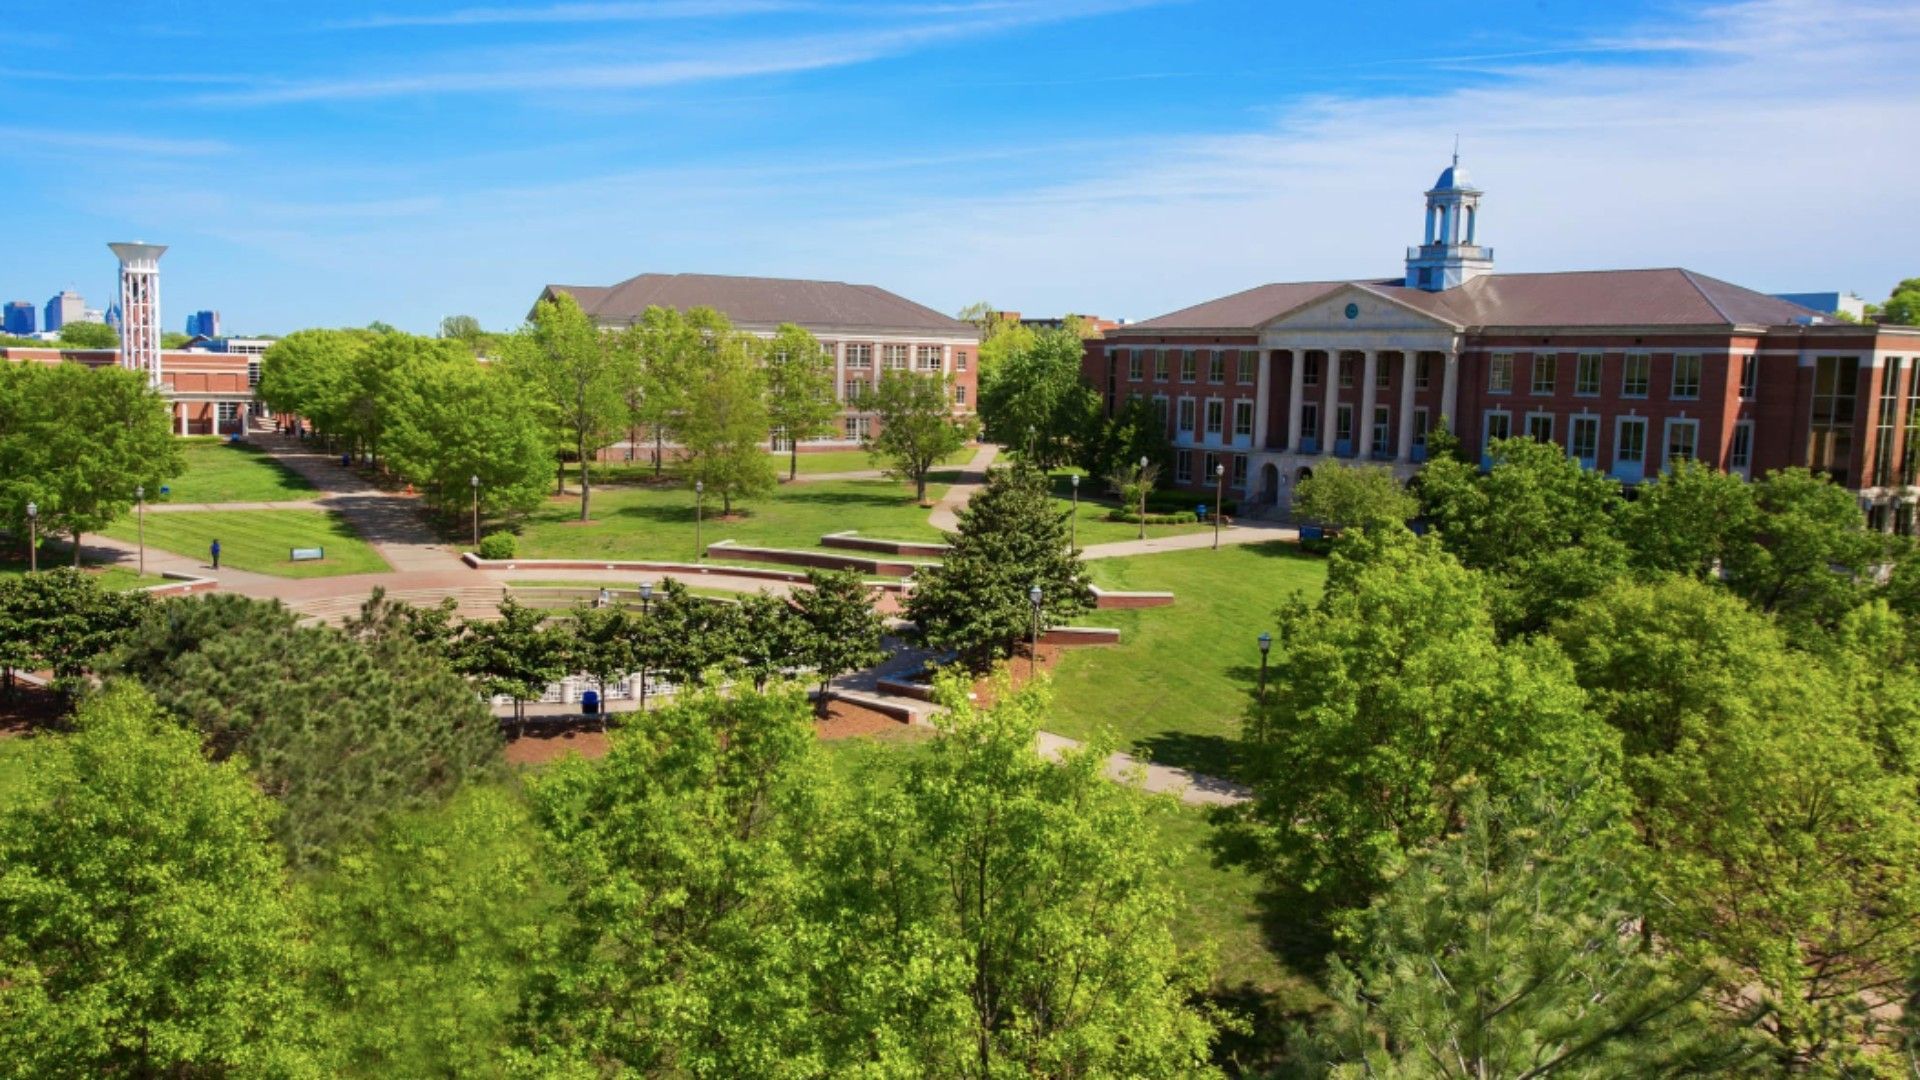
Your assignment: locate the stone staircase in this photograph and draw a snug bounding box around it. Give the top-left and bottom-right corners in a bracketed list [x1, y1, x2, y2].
[290, 585, 509, 626]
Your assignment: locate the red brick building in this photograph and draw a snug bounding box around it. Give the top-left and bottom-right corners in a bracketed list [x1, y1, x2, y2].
[1086, 160, 1920, 535]
[0, 346, 260, 435]
[536, 272, 979, 450]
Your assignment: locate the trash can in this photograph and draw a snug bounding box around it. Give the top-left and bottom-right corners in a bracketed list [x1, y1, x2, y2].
[340, 453, 351, 467]
[581, 689, 600, 716]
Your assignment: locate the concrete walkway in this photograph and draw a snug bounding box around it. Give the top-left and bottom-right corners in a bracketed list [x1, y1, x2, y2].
[1080, 519, 1300, 560]
[251, 436, 467, 575]
[927, 443, 1001, 532]
[1036, 730, 1251, 807]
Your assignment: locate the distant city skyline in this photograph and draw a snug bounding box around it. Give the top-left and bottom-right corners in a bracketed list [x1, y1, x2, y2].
[3, 0, 1917, 335]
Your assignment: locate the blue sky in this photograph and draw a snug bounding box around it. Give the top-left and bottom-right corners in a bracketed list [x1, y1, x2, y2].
[4, 0, 1917, 334]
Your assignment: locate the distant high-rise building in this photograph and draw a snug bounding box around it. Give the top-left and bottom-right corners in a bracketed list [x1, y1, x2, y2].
[186, 309, 221, 337]
[3, 301, 33, 336]
[44, 290, 83, 332]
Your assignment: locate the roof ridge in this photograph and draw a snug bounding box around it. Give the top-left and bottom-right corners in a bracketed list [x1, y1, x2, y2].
[1677, 268, 1737, 324]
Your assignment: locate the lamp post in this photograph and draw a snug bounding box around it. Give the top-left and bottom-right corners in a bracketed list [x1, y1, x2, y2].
[470, 474, 480, 549]
[1028, 583, 1043, 681]
[1213, 462, 1226, 550]
[1137, 455, 1149, 541]
[25, 501, 37, 573]
[1027, 425, 1037, 463]
[135, 485, 146, 577]
[1257, 631, 1272, 705]
[694, 480, 705, 562]
[1069, 473, 1080, 552]
[638, 581, 654, 712]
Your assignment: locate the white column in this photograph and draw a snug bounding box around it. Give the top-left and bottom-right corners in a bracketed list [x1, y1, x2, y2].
[1441, 351, 1460, 433]
[1321, 352, 1338, 457]
[1396, 353, 1417, 462]
[1358, 350, 1379, 459]
[1286, 350, 1305, 452]
[176, 402, 187, 436]
[833, 341, 846, 404]
[1252, 349, 1271, 450]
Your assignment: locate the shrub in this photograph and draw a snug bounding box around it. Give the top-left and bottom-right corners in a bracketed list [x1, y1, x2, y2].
[1106, 510, 1199, 525]
[478, 531, 516, 560]
[1144, 490, 1237, 516]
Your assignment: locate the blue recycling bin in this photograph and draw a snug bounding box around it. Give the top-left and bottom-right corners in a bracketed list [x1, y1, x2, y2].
[581, 689, 600, 715]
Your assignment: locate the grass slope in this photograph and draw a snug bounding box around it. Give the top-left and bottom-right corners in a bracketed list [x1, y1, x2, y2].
[160, 438, 317, 504]
[100, 510, 390, 578]
[0, 560, 165, 591]
[1049, 542, 1326, 780]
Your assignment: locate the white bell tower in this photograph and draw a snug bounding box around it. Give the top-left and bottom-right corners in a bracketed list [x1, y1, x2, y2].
[109, 241, 167, 387]
[1404, 150, 1492, 292]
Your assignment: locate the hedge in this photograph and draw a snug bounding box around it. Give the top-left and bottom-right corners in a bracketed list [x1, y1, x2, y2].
[1106, 510, 1200, 525]
[477, 531, 517, 560]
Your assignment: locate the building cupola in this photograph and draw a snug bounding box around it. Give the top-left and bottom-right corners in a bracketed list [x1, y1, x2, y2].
[1404, 148, 1493, 291]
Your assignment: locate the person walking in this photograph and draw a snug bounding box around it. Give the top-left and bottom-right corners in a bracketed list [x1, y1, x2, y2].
[210, 538, 221, 571]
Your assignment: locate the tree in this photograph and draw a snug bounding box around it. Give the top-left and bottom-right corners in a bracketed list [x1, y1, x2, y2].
[0, 683, 314, 1076]
[458, 594, 571, 727]
[905, 464, 1092, 669]
[55, 320, 116, 348]
[509, 292, 628, 520]
[519, 687, 830, 1074]
[1222, 527, 1613, 914]
[1292, 461, 1417, 533]
[1418, 436, 1627, 636]
[976, 324, 1095, 470]
[438, 313, 483, 341]
[867, 368, 973, 504]
[1553, 576, 1920, 1069]
[1105, 456, 1161, 524]
[642, 578, 739, 688]
[1869, 276, 1920, 325]
[563, 601, 639, 709]
[160, 330, 193, 349]
[0, 360, 183, 564]
[1720, 467, 1885, 637]
[1304, 773, 1750, 1078]
[762, 322, 838, 481]
[1076, 393, 1171, 484]
[105, 593, 502, 865]
[1615, 459, 1757, 580]
[385, 353, 550, 521]
[257, 327, 367, 442]
[732, 591, 805, 693]
[819, 678, 1221, 1076]
[625, 305, 728, 475]
[790, 568, 884, 714]
[0, 567, 150, 691]
[677, 330, 777, 515]
[958, 303, 1037, 385]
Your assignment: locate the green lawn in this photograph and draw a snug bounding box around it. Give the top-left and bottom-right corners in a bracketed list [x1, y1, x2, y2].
[779, 447, 973, 476]
[515, 477, 952, 563]
[1049, 542, 1326, 780]
[158, 438, 316, 504]
[100, 510, 390, 578]
[0, 559, 167, 591]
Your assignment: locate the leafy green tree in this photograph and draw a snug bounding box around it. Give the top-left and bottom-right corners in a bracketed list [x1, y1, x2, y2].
[1417, 436, 1627, 636]
[677, 329, 777, 515]
[1224, 527, 1613, 913]
[458, 594, 570, 726]
[820, 678, 1221, 1076]
[762, 323, 837, 481]
[55, 320, 116, 348]
[791, 568, 885, 713]
[1720, 467, 1885, 636]
[519, 688, 830, 1075]
[960, 304, 1036, 386]
[509, 292, 628, 520]
[1292, 461, 1417, 532]
[384, 354, 550, 519]
[1104, 456, 1161, 524]
[343, 586, 464, 660]
[867, 368, 973, 503]
[105, 593, 502, 865]
[564, 601, 640, 706]
[0, 683, 315, 1077]
[1869, 276, 1920, 325]
[906, 464, 1092, 670]
[306, 785, 553, 1077]
[438, 313, 483, 342]
[1076, 393, 1171, 484]
[625, 305, 727, 475]
[0, 360, 183, 563]
[1615, 459, 1757, 579]
[976, 324, 1095, 469]
[1304, 773, 1750, 1078]
[1553, 576, 1920, 1069]
[161, 330, 193, 349]
[258, 327, 367, 442]
[733, 591, 805, 693]
[0, 567, 150, 690]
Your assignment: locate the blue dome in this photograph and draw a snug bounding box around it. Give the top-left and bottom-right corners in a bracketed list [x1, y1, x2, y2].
[1434, 163, 1472, 190]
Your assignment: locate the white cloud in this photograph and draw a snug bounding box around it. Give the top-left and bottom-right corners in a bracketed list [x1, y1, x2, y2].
[0, 126, 232, 157]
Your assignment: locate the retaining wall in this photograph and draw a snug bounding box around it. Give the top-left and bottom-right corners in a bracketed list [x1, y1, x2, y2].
[820, 531, 951, 558]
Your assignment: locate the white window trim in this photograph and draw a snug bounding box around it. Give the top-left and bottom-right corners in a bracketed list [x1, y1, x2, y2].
[1488, 353, 1514, 395]
[1203, 396, 1226, 442]
[1568, 414, 1600, 463]
[1730, 419, 1754, 476]
[1663, 417, 1700, 471]
[1574, 352, 1602, 397]
[1524, 410, 1556, 444]
[1621, 353, 1651, 398]
[1614, 416, 1648, 466]
[1176, 395, 1197, 435]
[1482, 408, 1512, 446]
[1232, 398, 1255, 441]
[1670, 353, 1702, 401]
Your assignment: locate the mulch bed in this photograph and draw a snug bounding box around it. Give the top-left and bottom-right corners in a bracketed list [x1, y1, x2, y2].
[501, 695, 918, 766]
[814, 697, 915, 740]
[969, 642, 1066, 707]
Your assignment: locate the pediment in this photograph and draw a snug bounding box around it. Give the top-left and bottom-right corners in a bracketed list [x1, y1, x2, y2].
[1256, 284, 1459, 333]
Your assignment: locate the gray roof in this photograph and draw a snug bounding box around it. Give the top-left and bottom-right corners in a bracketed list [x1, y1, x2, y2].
[1122, 268, 1822, 333]
[538, 272, 975, 337]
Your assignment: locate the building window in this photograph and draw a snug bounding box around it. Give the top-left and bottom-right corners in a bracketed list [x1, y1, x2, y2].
[1152, 396, 1169, 426]
[1301, 402, 1321, 440]
[846, 343, 873, 369]
[1233, 399, 1253, 439]
[883, 344, 909, 370]
[1569, 415, 1599, 463]
[1622, 354, 1649, 397]
[1233, 454, 1249, 487]
[1375, 361, 1391, 390]
[1237, 351, 1256, 384]
[954, 384, 967, 405]
[1730, 420, 1753, 472]
[917, 345, 943, 371]
[1413, 407, 1430, 447]
[1179, 350, 1197, 383]
[217, 402, 239, 422]
[1483, 410, 1512, 444]
[1208, 351, 1226, 384]
[1738, 354, 1756, 400]
[844, 379, 866, 403]
[955, 350, 968, 372]
[1204, 399, 1225, 438]
[1372, 406, 1390, 455]
[846, 416, 871, 440]
[1665, 418, 1699, 469]
[1127, 350, 1144, 381]
[1175, 451, 1192, 485]
[1616, 417, 1647, 465]
[1526, 412, 1554, 443]
[1177, 398, 1196, 435]
[1336, 404, 1355, 446]
[1872, 358, 1903, 487]
[1339, 354, 1357, 389]
[247, 360, 261, 388]
[1671, 354, 1701, 400]
[1202, 451, 1221, 482]
[1808, 355, 1859, 483]
[1416, 353, 1433, 390]
[1575, 353, 1601, 396]
[1531, 353, 1555, 395]
[1904, 383, 1920, 486]
[1154, 349, 1169, 382]
[1489, 353, 1513, 394]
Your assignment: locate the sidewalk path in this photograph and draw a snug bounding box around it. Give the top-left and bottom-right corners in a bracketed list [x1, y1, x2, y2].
[1079, 519, 1300, 560]
[253, 436, 467, 574]
[927, 444, 1000, 532]
[1035, 730, 1252, 807]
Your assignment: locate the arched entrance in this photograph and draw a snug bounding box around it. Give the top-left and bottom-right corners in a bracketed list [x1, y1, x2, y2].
[1259, 463, 1280, 504]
